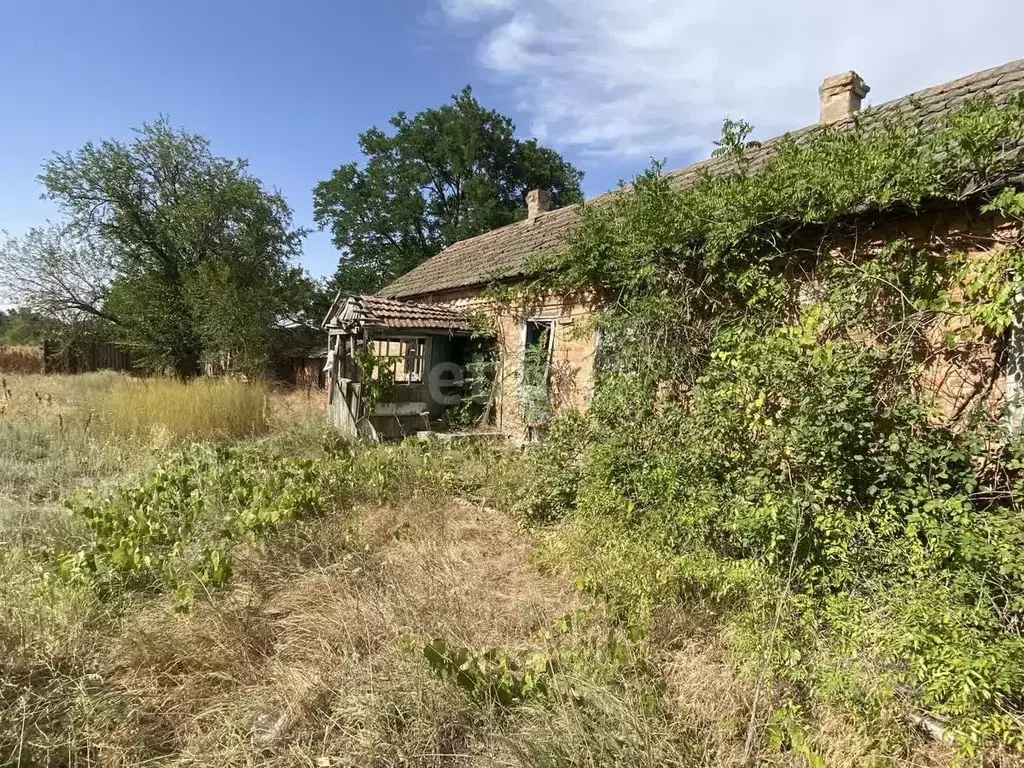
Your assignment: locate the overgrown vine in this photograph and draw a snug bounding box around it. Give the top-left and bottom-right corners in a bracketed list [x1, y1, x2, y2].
[514, 94, 1024, 758]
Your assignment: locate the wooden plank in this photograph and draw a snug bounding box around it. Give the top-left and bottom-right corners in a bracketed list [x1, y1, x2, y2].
[372, 401, 429, 416]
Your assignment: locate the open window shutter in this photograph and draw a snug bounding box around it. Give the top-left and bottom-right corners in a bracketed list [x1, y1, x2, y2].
[545, 321, 555, 375]
[1008, 288, 1024, 432]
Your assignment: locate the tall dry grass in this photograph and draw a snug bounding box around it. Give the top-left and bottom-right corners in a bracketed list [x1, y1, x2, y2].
[0, 373, 271, 502]
[91, 376, 270, 443]
[0, 344, 43, 374]
[0, 373, 310, 550]
[1, 373, 137, 540]
[0, 371, 273, 440]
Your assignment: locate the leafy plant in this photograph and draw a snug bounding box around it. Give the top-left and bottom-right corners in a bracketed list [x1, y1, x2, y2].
[353, 345, 397, 415]
[515, 94, 1024, 755]
[60, 443, 346, 603]
[422, 637, 554, 706]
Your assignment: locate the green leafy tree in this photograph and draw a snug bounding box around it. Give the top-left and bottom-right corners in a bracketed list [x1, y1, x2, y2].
[23, 117, 313, 376]
[313, 86, 584, 293]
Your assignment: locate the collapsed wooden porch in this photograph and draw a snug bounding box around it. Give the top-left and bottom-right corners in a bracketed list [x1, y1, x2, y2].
[322, 294, 474, 440]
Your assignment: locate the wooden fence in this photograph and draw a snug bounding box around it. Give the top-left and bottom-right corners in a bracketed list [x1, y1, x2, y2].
[42, 340, 133, 374]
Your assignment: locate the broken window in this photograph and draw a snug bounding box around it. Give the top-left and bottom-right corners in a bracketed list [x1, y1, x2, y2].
[1007, 318, 1024, 434]
[370, 337, 427, 384]
[520, 319, 555, 424]
[524, 320, 554, 353]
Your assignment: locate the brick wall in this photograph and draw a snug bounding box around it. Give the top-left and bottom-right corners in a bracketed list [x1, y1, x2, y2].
[811, 204, 1019, 422]
[400, 287, 599, 439]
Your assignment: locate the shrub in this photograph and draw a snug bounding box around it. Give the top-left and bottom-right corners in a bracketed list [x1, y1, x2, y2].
[56, 438, 523, 604]
[60, 443, 343, 602]
[515, 95, 1024, 756]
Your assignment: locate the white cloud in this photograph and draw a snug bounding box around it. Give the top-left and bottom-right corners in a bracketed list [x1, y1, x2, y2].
[439, 1, 1024, 160]
[441, 0, 514, 21]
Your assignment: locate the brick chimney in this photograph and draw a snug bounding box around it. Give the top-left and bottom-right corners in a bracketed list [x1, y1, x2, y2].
[818, 71, 870, 123]
[526, 188, 551, 220]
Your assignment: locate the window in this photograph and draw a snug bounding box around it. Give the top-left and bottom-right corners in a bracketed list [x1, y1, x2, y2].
[1003, 270, 1024, 432]
[370, 337, 427, 384]
[1008, 318, 1024, 432]
[520, 319, 555, 423]
[524, 319, 554, 353]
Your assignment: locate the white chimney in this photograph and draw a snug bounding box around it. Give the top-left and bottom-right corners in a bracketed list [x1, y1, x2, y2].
[526, 188, 551, 220]
[819, 71, 870, 123]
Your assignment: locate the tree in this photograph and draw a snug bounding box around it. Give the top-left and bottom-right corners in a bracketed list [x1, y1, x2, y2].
[3, 118, 313, 377]
[0, 307, 61, 345]
[0, 225, 117, 324]
[313, 86, 584, 294]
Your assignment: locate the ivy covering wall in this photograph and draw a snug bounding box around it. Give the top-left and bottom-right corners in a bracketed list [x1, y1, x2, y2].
[515, 95, 1024, 756]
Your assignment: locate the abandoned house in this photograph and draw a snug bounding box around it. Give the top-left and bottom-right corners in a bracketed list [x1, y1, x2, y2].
[323, 57, 1024, 441]
[322, 294, 474, 439]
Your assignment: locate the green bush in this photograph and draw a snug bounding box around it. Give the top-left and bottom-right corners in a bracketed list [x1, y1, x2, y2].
[514, 95, 1024, 755]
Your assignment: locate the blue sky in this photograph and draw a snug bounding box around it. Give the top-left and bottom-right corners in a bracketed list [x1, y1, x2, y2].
[3, 0, 1024, 280]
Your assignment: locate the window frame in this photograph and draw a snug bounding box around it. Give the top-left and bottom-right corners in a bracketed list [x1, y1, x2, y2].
[371, 336, 428, 385]
[519, 317, 557, 421]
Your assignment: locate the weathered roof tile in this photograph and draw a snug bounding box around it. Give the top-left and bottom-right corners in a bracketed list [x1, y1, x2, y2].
[380, 58, 1024, 300]
[327, 294, 470, 334]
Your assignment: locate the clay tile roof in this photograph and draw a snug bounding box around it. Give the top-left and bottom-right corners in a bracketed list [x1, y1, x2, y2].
[379, 57, 1024, 300]
[326, 294, 471, 334]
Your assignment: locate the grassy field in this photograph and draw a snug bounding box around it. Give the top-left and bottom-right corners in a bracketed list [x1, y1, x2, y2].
[0, 373, 975, 767]
[0, 373, 680, 767]
[0, 373, 312, 544]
